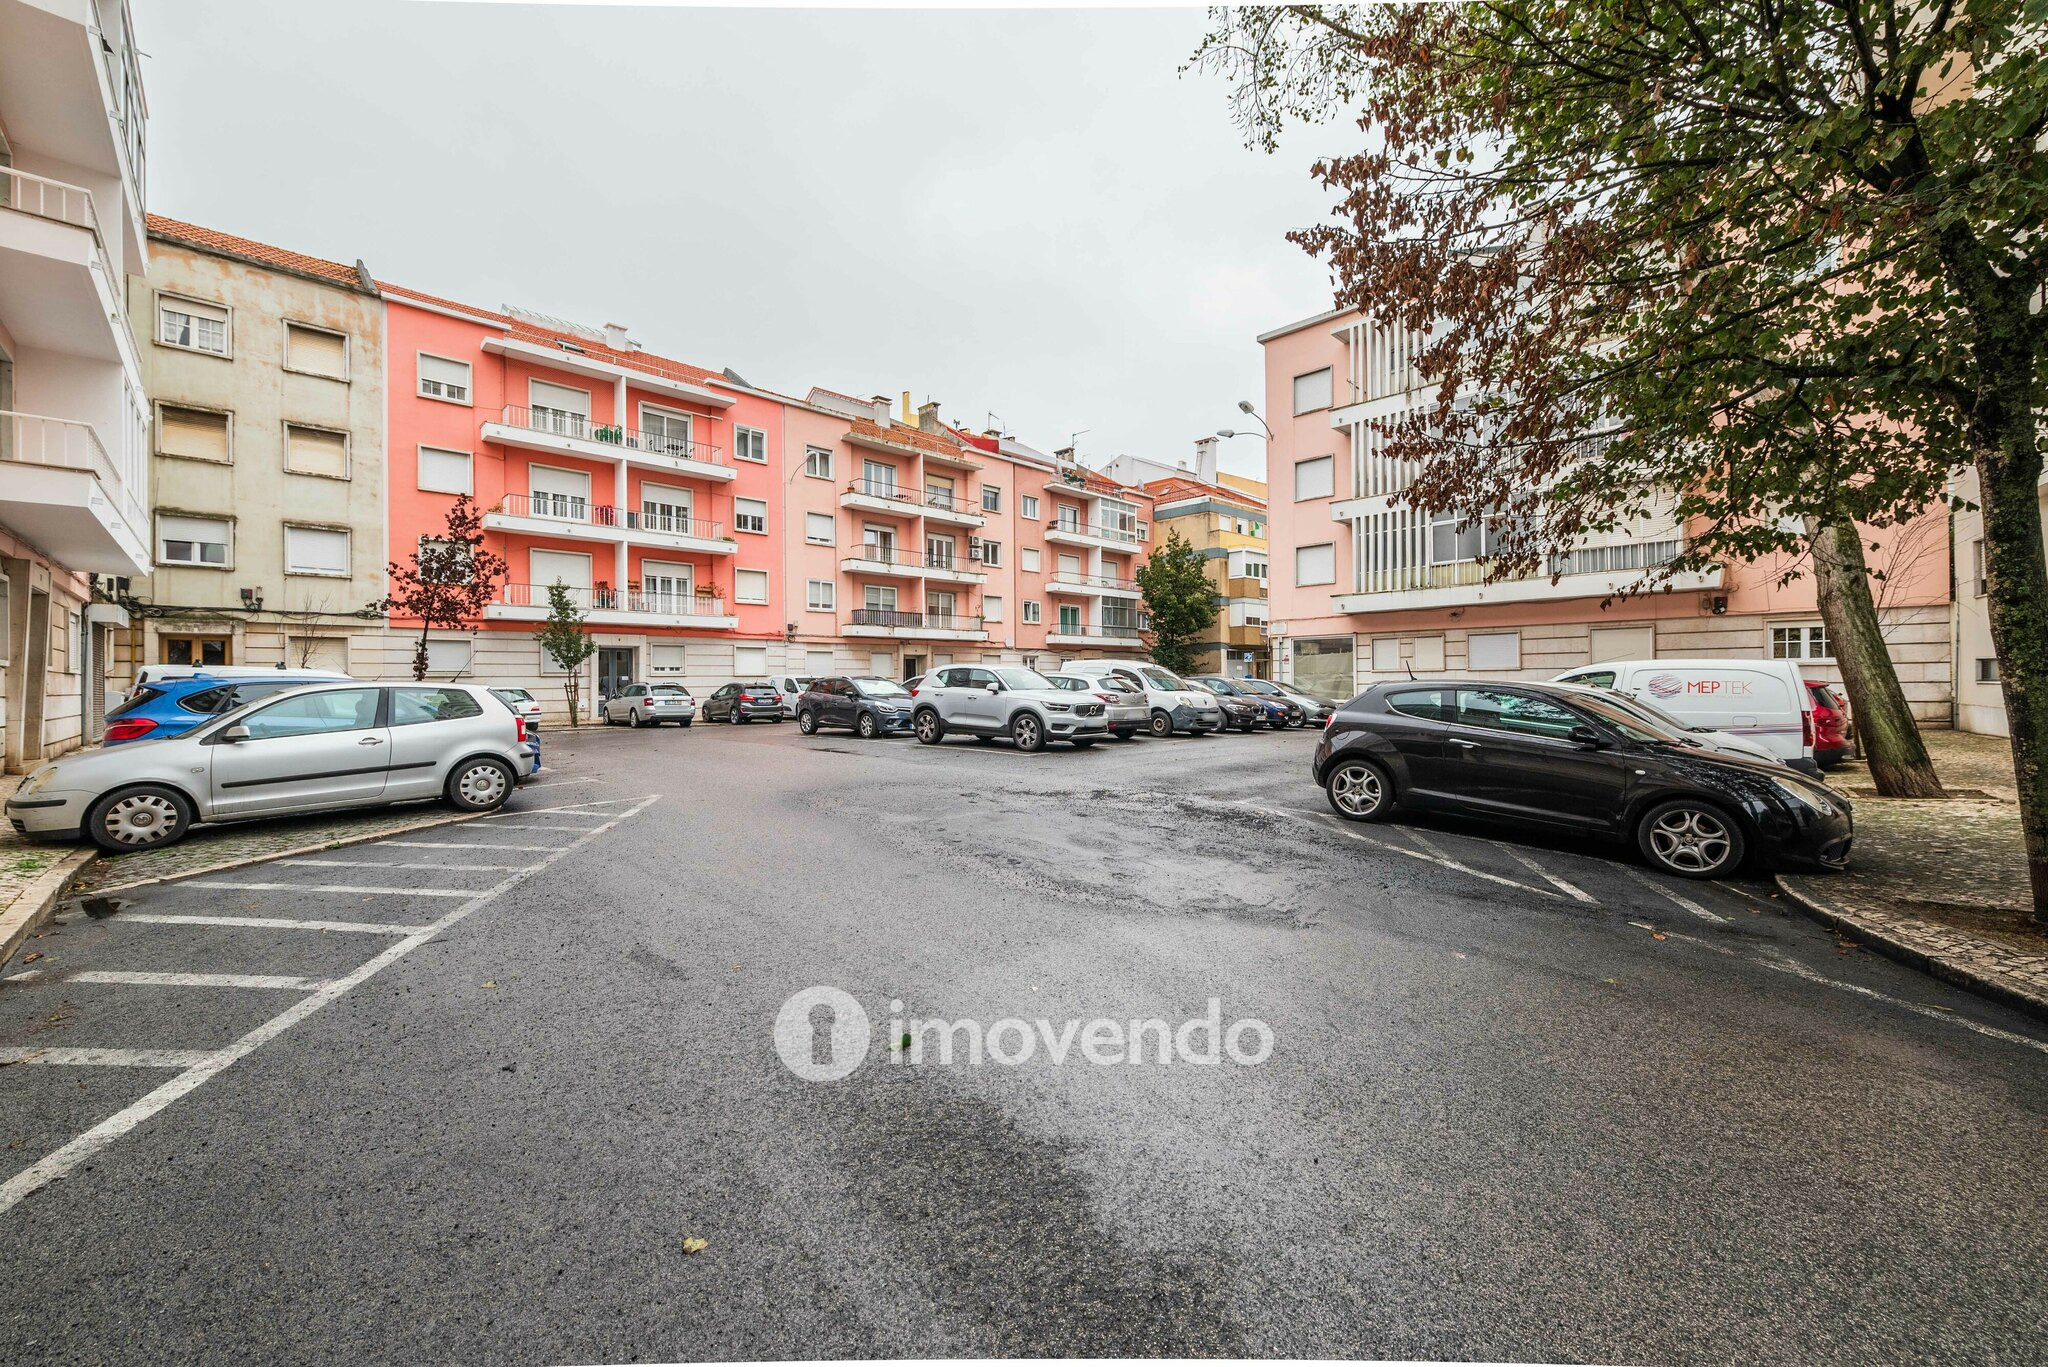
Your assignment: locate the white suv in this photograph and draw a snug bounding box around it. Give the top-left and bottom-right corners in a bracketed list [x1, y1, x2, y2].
[911, 665, 1110, 751]
[1061, 658, 1222, 737]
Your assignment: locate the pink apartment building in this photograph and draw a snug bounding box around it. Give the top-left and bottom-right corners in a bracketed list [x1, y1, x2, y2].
[381, 282, 1152, 715]
[1260, 305, 1954, 714]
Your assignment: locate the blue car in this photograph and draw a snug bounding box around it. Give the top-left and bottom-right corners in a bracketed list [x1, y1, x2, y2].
[103, 673, 352, 745]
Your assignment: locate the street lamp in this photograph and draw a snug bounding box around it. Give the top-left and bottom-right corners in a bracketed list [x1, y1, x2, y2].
[1231, 400, 1274, 439]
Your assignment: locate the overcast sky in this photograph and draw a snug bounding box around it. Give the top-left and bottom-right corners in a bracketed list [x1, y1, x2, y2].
[131, 1, 1343, 480]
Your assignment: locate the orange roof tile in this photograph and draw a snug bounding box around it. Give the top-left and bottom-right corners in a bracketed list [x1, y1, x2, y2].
[1143, 475, 1267, 510]
[845, 416, 977, 458]
[377, 282, 725, 389]
[146, 214, 366, 288]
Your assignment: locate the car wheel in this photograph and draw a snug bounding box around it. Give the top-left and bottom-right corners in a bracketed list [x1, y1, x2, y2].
[1149, 710, 1173, 738]
[678, 719, 692, 728]
[1012, 712, 1046, 752]
[914, 709, 945, 745]
[1637, 799, 1746, 879]
[601, 709, 616, 726]
[856, 712, 879, 739]
[1324, 759, 1392, 822]
[798, 709, 819, 734]
[729, 709, 744, 725]
[1070, 737, 1096, 749]
[86, 784, 193, 853]
[1111, 729, 1136, 741]
[1289, 714, 1308, 729]
[628, 708, 645, 728]
[447, 757, 516, 813]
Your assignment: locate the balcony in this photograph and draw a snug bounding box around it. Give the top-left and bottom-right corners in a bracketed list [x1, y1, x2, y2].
[1331, 539, 1723, 613]
[844, 608, 988, 642]
[837, 478, 988, 527]
[0, 411, 149, 575]
[0, 166, 128, 363]
[1044, 570, 1141, 599]
[483, 582, 738, 631]
[837, 545, 988, 584]
[1044, 517, 1147, 551]
[479, 407, 734, 483]
[482, 493, 737, 556]
[1045, 622, 1146, 648]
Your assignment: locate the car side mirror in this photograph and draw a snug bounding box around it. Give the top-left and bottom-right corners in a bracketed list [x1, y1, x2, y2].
[1567, 725, 1606, 749]
[985, 682, 1001, 694]
[221, 724, 252, 743]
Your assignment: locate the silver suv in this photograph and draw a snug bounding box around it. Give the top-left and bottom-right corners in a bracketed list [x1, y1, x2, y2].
[911, 665, 1109, 751]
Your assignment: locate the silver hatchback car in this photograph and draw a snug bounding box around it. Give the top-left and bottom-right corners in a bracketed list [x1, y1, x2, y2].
[5, 682, 536, 853]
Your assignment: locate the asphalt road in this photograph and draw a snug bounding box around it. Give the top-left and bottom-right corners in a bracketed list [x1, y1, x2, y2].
[1, 719, 2044, 1365]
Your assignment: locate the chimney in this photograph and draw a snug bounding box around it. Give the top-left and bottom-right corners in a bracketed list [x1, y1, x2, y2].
[869, 396, 892, 427]
[1194, 436, 1220, 484]
[901, 390, 914, 424]
[602, 322, 633, 351]
[918, 401, 943, 434]
[1053, 446, 1076, 464]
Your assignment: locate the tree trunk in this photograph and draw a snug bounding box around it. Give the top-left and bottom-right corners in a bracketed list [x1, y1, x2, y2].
[1967, 370, 2048, 925]
[411, 626, 430, 682]
[1809, 518, 1945, 798]
[564, 676, 581, 728]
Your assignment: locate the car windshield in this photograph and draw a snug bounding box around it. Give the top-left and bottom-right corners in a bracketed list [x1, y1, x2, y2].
[1601, 690, 1698, 735]
[1198, 677, 1243, 695]
[1568, 691, 1688, 744]
[855, 678, 910, 698]
[1239, 679, 1282, 696]
[1139, 666, 1185, 690]
[995, 667, 1056, 691]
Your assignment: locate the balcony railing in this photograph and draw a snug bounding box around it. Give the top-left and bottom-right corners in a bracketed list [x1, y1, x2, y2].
[849, 608, 985, 632]
[845, 478, 921, 508]
[920, 488, 980, 515]
[496, 582, 729, 618]
[490, 406, 725, 468]
[0, 409, 146, 531]
[1048, 517, 1147, 545]
[0, 167, 116, 300]
[491, 493, 726, 540]
[1048, 622, 1145, 639]
[1046, 570, 1140, 592]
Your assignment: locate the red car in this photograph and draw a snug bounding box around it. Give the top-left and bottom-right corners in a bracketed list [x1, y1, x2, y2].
[1806, 681, 1853, 770]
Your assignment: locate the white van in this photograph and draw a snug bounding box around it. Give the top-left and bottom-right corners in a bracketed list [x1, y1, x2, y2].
[1060, 659, 1222, 737]
[764, 674, 814, 719]
[1551, 658, 1817, 773]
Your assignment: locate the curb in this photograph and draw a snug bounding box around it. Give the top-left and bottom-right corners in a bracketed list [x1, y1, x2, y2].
[83, 806, 486, 897]
[1773, 874, 2048, 1025]
[0, 847, 100, 970]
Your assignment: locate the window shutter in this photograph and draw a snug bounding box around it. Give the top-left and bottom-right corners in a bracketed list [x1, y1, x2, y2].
[159, 407, 229, 461]
[286, 325, 348, 378]
[285, 426, 349, 478]
[418, 447, 472, 494]
[285, 526, 350, 575]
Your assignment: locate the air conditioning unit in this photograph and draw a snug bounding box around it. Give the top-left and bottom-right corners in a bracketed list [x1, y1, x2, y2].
[968, 538, 984, 562]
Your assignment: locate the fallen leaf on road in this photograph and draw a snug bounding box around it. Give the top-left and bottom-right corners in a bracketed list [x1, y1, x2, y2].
[481, 980, 498, 989]
[19, 953, 39, 964]
[681, 1237, 708, 1255]
[1651, 932, 1666, 941]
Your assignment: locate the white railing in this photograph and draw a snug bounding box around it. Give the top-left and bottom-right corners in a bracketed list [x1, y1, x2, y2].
[0, 167, 116, 288]
[1352, 504, 1684, 596]
[1352, 421, 1424, 501]
[0, 410, 146, 531]
[497, 583, 729, 618]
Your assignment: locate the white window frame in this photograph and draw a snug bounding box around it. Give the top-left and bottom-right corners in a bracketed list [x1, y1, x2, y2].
[1466, 630, 1522, 672]
[804, 445, 833, 479]
[282, 320, 350, 381]
[283, 524, 351, 578]
[1296, 542, 1336, 587]
[1294, 454, 1335, 502]
[735, 568, 770, 604]
[156, 513, 233, 570]
[636, 402, 694, 454]
[1770, 622, 1833, 662]
[1293, 367, 1333, 415]
[806, 579, 835, 612]
[981, 485, 1002, 513]
[733, 426, 768, 463]
[805, 512, 836, 545]
[1022, 600, 1042, 624]
[418, 445, 474, 495]
[984, 595, 1005, 623]
[734, 498, 768, 535]
[283, 423, 351, 480]
[156, 292, 231, 357]
[417, 352, 473, 405]
[1021, 547, 1041, 573]
[1021, 495, 1040, 519]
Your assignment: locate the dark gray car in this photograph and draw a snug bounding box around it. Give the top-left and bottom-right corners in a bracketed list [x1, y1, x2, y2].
[796, 676, 914, 738]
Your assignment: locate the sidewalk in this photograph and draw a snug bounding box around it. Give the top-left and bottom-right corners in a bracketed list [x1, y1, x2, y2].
[1777, 730, 2048, 1019]
[0, 776, 99, 970]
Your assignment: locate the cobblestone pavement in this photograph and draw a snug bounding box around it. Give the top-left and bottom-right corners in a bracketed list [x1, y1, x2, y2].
[0, 777, 76, 911]
[1780, 729, 2047, 1016]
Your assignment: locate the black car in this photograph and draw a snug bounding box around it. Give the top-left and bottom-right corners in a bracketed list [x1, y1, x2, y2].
[1188, 677, 1267, 733]
[796, 675, 914, 738]
[1245, 677, 1328, 727]
[1196, 674, 1301, 729]
[1310, 679, 1853, 879]
[702, 681, 786, 724]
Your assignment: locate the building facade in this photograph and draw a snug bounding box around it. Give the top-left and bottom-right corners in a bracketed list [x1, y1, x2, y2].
[1950, 462, 2048, 736]
[123, 217, 386, 678]
[0, 0, 152, 764]
[1261, 306, 1954, 711]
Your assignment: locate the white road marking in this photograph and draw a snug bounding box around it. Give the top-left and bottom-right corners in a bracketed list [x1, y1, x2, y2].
[119, 914, 433, 935]
[1501, 847, 1598, 903]
[0, 794, 660, 1215]
[182, 881, 474, 898]
[1395, 827, 1570, 901]
[280, 858, 539, 873]
[383, 840, 556, 852]
[0, 1047, 219, 1069]
[521, 777, 601, 788]
[469, 823, 592, 832]
[1622, 868, 1730, 923]
[1236, 800, 1563, 901]
[70, 971, 329, 990]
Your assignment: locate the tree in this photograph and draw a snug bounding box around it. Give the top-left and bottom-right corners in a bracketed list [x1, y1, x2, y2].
[1137, 527, 1220, 675]
[1195, 3, 2048, 920]
[533, 580, 598, 725]
[380, 495, 507, 681]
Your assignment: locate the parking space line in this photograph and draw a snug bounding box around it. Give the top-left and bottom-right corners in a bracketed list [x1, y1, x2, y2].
[468, 823, 591, 833]
[183, 880, 475, 898]
[521, 778, 600, 787]
[120, 914, 434, 935]
[1234, 799, 1565, 901]
[383, 840, 556, 852]
[70, 971, 330, 990]
[0, 1047, 221, 1069]
[1622, 868, 1730, 924]
[0, 794, 661, 1216]
[280, 859, 540, 874]
[1501, 848, 1597, 903]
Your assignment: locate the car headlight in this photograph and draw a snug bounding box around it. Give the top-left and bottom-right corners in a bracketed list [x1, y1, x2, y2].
[15, 767, 53, 797]
[1769, 777, 1838, 816]
[1044, 702, 1072, 713]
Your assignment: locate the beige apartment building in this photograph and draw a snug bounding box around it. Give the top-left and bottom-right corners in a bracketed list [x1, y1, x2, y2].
[121, 217, 386, 679]
[1950, 462, 2048, 736]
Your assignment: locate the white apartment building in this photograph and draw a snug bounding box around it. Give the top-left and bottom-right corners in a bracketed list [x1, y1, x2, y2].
[0, 0, 153, 764]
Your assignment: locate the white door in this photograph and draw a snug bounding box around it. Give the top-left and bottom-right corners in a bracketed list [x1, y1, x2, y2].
[639, 406, 693, 457]
[640, 559, 694, 612]
[530, 380, 592, 437]
[529, 465, 591, 522]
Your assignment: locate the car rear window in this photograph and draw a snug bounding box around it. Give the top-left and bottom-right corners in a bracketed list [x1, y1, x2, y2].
[177, 686, 233, 714]
[109, 686, 166, 719]
[1385, 688, 1453, 722]
[650, 685, 691, 697]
